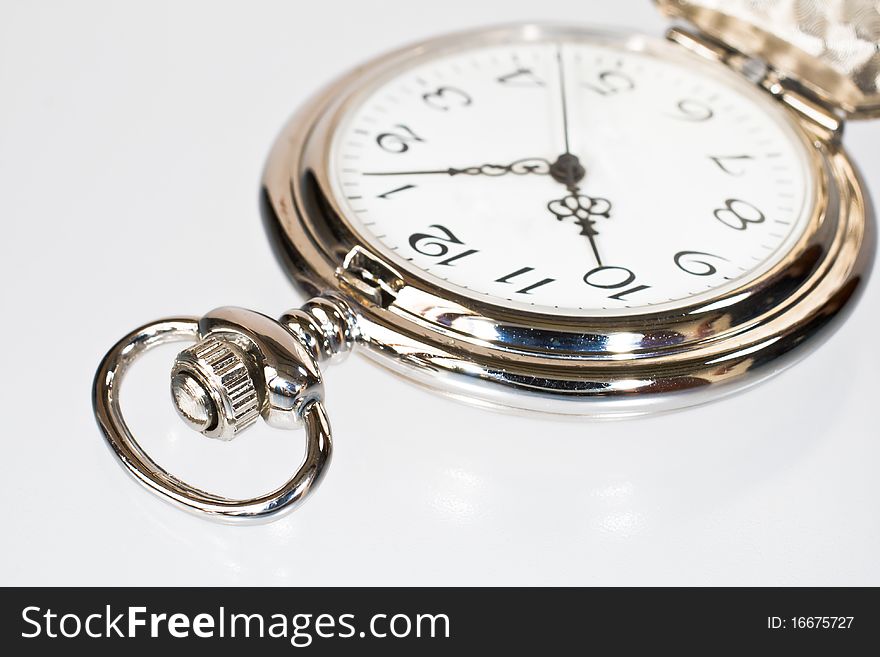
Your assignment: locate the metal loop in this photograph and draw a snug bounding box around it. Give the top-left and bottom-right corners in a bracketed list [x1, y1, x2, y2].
[92, 318, 332, 523]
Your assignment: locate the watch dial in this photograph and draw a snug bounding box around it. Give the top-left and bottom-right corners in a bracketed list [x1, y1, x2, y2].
[329, 33, 815, 316]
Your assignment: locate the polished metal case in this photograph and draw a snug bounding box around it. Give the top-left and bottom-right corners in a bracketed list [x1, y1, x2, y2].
[262, 24, 874, 417]
[656, 0, 880, 119]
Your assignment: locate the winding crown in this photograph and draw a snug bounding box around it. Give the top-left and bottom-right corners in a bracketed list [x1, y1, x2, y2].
[170, 337, 261, 440]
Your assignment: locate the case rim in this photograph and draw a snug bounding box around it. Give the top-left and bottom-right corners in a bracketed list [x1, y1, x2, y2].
[260, 24, 873, 416]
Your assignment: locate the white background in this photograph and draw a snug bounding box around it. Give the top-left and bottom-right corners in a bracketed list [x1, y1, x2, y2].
[1, 0, 877, 586]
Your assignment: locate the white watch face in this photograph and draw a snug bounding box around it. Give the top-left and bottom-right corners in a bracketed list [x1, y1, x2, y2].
[329, 31, 815, 316]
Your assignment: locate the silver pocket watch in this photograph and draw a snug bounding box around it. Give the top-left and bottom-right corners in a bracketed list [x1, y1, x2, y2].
[94, 0, 878, 521]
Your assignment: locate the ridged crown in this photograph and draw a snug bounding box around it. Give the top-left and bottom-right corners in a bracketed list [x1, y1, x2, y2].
[171, 337, 260, 440]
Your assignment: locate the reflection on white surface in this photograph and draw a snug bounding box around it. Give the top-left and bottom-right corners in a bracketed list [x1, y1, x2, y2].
[431, 494, 478, 521]
[268, 520, 297, 540]
[596, 512, 643, 538]
[593, 481, 635, 500]
[430, 468, 484, 522]
[445, 468, 483, 487]
[591, 482, 642, 537]
[222, 559, 243, 575]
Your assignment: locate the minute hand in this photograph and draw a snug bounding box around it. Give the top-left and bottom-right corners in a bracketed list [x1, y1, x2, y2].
[362, 157, 551, 178]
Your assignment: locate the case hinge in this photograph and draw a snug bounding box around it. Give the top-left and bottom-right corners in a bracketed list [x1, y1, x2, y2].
[336, 245, 405, 308]
[666, 27, 843, 143]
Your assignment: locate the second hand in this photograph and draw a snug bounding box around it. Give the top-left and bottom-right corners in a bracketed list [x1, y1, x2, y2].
[548, 44, 605, 268]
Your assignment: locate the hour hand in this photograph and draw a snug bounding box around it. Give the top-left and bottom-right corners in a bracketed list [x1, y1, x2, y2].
[362, 157, 551, 178]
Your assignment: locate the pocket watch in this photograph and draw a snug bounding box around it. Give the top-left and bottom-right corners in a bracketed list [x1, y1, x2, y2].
[94, 0, 878, 521]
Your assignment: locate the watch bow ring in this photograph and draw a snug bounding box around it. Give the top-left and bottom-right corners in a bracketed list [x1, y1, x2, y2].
[93, 299, 355, 521]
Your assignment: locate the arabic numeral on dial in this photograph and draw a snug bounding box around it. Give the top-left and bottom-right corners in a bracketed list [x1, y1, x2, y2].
[495, 267, 555, 294]
[671, 99, 713, 122]
[584, 266, 651, 300]
[408, 224, 461, 256]
[709, 154, 753, 176]
[376, 184, 415, 200]
[584, 70, 635, 96]
[376, 124, 426, 153]
[422, 86, 472, 111]
[584, 266, 635, 288]
[673, 250, 729, 276]
[437, 249, 479, 266]
[496, 67, 544, 87]
[408, 224, 478, 266]
[713, 199, 765, 230]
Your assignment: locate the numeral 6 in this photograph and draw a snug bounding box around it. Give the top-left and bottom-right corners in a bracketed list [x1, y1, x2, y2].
[376, 124, 425, 153]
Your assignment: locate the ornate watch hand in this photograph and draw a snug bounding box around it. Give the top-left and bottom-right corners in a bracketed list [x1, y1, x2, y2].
[547, 192, 611, 267]
[362, 157, 551, 177]
[546, 46, 604, 265]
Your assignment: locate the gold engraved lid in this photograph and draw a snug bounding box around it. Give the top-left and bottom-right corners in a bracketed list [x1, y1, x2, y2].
[656, 0, 880, 118]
